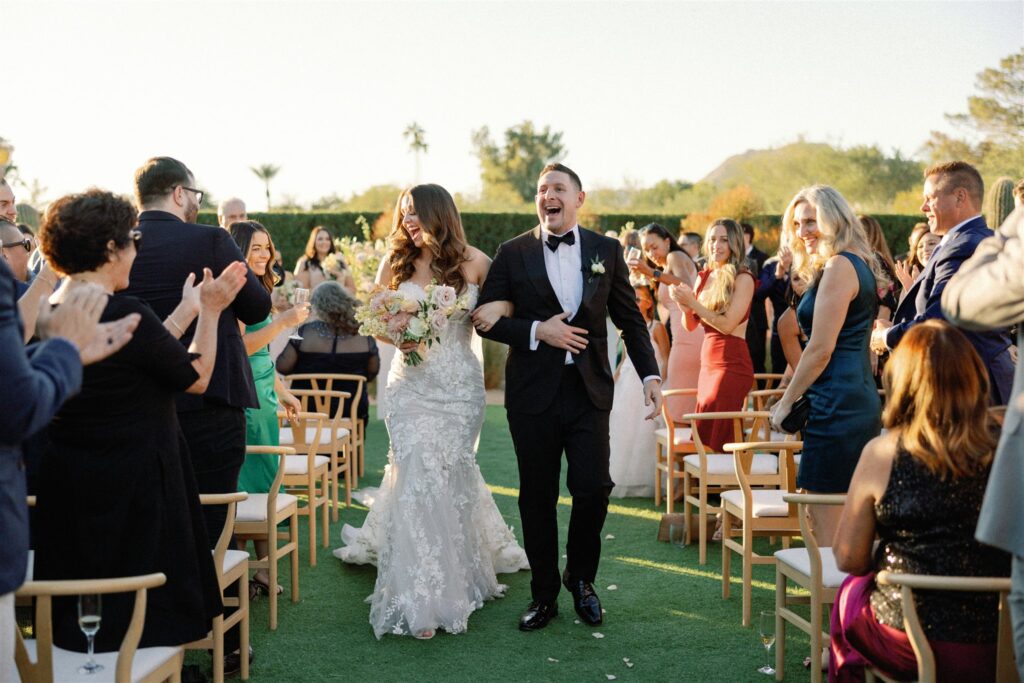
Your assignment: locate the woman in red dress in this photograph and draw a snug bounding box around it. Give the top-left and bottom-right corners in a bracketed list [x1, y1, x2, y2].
[669, 219, 755, 452]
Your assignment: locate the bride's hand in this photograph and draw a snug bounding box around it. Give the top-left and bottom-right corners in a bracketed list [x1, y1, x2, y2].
[471, 300, 513, 332]
[398, 340, 419, 354]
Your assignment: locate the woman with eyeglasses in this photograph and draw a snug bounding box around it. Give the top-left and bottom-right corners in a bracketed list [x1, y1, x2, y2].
[32, 189, 249, 651]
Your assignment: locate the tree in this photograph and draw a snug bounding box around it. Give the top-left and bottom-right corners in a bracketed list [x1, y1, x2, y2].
[472, 121, 566, 203]
[250, 163, 281, 211]
[924, 49, 1024, 182]
[403, 122, 428, 183]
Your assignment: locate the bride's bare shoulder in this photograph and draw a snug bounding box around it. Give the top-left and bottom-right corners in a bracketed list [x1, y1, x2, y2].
[462, 246, 492, 284]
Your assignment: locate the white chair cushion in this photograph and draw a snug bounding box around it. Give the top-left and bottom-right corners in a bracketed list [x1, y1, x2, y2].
[25, 549, 33, 582]
[221, 549, 249, 575]
[279, 426, 350, 446]
[236, 493, 298, 522]
[23, 640, 181, 683]
[683, 452, 778, 475]
[284, 454, 330, 474]
[775, 547, 848, 588]
[654, 427, 692, 444]
[720, 489, 790, 517]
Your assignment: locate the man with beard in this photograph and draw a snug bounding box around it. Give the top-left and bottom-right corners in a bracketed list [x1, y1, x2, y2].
[121, 156, 271, 676]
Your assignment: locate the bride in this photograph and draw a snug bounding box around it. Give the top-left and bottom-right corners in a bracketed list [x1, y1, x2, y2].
[334, 183, 528, 639]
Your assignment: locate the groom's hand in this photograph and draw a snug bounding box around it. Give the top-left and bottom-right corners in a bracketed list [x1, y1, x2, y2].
[536, 312, 588, 353]
[643, 378, 663, 420]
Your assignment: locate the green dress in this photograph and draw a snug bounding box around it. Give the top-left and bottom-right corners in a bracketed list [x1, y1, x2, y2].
[238, 316, 280, 493]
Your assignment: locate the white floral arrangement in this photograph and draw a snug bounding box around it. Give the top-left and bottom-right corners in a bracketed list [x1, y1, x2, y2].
[589, 256, 606, 282]
[335, 215, 387, 300]
[356, 281, 465, 366]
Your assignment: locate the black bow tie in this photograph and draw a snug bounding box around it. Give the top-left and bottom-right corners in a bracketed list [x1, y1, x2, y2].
[545, 231, 576, 252]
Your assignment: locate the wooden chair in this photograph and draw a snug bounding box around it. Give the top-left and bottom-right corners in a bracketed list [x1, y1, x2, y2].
[681, 411, 781, 565]
[866, 572, 1018, 683]
[653, 388, 698, 511]
[278, 408, 330, 566]
[721, 440, 802, 626]
[185, 492, 250, 683]
[280, 384, 354, 516]
[775, 493, 849, 682]
[234, 446, 300, 631]
[753, 372, 786, 390]
[15, 573, 183, 683]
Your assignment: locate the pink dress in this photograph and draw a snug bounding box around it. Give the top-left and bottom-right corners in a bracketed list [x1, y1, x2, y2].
[659, 282, 703, 420]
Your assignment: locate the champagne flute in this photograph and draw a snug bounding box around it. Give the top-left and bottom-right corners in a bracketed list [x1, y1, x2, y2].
[290, 288, 310, 340]
[757, 610, 776, 675]
[78, 594, 104, 675]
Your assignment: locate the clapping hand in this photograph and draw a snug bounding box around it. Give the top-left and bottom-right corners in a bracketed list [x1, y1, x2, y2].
[37, 283, 141, 365]
[668, 282, 696, 309]
[198, 262, 248, 313]
[893, 259, 915, 292]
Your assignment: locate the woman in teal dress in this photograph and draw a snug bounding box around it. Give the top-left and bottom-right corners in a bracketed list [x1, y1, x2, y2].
[230, 220, 309, 594]
[770, 186, 885, 547]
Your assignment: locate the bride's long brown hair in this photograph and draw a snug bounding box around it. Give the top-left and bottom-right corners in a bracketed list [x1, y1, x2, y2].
[387, 184, 470, 292]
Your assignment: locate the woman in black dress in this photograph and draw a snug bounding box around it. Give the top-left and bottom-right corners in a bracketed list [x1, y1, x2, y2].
[33, 189, 248, 650]
[276, 280, 379, 422]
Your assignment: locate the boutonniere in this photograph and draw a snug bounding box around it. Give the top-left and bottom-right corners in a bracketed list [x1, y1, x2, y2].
[588, 256, 606, 283]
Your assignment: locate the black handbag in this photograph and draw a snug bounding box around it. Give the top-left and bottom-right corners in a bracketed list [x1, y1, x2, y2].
[779, 395, 810, 434]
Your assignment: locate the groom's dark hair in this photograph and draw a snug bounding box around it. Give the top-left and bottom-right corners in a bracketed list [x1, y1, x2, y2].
[539, 163, 582, 192]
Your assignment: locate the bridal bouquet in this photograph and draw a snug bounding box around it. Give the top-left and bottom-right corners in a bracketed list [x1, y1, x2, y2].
[356, 283, 469, 366]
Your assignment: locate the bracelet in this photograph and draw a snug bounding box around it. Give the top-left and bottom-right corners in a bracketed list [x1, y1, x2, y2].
[168, 317, 185, 335]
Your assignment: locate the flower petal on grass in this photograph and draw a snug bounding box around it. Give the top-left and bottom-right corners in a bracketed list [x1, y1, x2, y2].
[606, 676, 617, 680]
[605, 534, 615, 540]
[593, 632, 605, 639]
[607, 585, 618, 591]
[547, 658, 559, 663]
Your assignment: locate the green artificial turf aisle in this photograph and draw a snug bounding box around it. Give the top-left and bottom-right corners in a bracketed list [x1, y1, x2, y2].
[240, 406, 814, 682]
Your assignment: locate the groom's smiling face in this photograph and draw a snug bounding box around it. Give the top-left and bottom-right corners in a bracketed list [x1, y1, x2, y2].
[536, 171, 585, 235]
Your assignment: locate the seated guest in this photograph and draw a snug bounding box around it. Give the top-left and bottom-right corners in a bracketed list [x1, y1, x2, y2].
[33, 189, 248, 651]
[668, 218, 755, 452]
[608, 283, 669, 498]
[294, 225, 356, 294]
[276, 280, 379, 423]
[831, 320, 1010, 682]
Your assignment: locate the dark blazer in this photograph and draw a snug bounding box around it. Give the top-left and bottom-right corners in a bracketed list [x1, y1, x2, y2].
[887, 216, 1011, 364]
[121, 211, 272, 412]
[746, 247, 770, 338]
[477, 226, 659, 415]
[0, 260, 82, 594]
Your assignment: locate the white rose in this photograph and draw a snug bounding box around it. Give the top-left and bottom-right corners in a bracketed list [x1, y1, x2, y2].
[592, 262, 606, 275]
[406, 315, 429, 339]
[431, 285, 458, 309]
[429, 308, 450, 333]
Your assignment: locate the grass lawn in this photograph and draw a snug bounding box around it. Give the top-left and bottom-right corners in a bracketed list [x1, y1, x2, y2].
[235, 406, 816, 682]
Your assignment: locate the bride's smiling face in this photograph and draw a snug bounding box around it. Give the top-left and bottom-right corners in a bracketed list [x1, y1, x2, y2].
[400, 194, 426, 248]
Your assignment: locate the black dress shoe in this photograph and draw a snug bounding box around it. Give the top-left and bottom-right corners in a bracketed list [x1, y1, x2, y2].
[181, 664, 208, 683]
[519, 600, 558, 631]
[563, 572, 603, 625]
[223, 645, 254, 677]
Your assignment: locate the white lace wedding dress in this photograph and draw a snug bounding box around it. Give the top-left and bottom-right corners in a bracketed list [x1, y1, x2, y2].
[334, 282, 529, 638]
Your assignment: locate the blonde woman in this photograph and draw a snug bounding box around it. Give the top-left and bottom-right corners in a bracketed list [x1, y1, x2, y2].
[668, 218, 754, 452]
[769, 185, 884, 545]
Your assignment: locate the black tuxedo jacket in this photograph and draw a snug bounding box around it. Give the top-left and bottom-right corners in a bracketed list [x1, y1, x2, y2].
[120, 211, 272, 412]
[477, 226, 659, 415]
[746, 246, 769, 331]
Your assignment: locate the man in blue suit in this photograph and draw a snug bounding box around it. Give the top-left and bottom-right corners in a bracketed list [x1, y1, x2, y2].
[871, 161, 1014, 404]
[0, 260, 138, 681]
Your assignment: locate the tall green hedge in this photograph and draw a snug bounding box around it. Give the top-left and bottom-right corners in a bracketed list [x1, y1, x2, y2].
[199, 210, 923, 268]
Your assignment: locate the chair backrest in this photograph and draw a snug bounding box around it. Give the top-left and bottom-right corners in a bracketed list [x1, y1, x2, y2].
[753, 373, 786, 390]
[783, 493, 847, 578]
[287, 389, 349, 447]
[285, 373, 364, 427]
[685, 411, 773, 459]
[875, 571, 1017, 683]
[198, 492, 248, 592]
[725, 440, 802, 514]
[245, 445, 297, 520]
[15, 573, 167, 683]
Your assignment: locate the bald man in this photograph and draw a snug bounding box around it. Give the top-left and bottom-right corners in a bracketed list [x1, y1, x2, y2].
[217, 197, 247, 230]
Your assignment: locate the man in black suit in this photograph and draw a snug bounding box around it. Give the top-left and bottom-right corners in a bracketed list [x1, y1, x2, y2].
[121, 157, 271, 672]
[741, 223, 770, 380]
[473, 163, 662, 631]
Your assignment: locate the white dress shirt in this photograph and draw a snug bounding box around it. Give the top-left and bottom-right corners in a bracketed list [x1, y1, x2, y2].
[530, 225, 583, 363]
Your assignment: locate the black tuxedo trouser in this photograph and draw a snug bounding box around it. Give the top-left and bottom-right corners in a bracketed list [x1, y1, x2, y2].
[507, 364, 612, 603]
[177, 404, 246, 653]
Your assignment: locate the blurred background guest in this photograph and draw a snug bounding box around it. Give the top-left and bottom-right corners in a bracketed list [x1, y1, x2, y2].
[775, 270, 809, 377]
[0, 219, 31, 284]
[609, 283, 669, 498]
[893, 222, 937, 296]
[759, 245, 794, 380]
[831, 321, 1009, 682]
[217, 197, 247, 230]
[277, 280, 379, 425]
[669, 218, 754, 451]
[628, 222, 703, 418]
[679, 231, 704, 269]
[741, 223, 770, 381]
[771, 186, 884, 545]
[858, 215, 898, 320]
[294, 225, 356, 294]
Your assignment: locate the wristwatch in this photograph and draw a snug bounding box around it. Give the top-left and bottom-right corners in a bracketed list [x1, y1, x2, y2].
[652, 269, 662, 281]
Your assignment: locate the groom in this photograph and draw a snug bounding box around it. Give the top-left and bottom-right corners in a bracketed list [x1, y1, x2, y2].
[474, 163, 662, 631]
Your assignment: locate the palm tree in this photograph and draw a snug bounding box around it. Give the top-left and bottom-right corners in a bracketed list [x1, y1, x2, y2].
[250, 163, 281, 210]
[403, 123, 428, 183]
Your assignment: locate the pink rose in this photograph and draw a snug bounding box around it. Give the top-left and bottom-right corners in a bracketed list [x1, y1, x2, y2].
[431, 285, 457, 309]
[429, 308, 449, 333]
[386, 311, 412, 337]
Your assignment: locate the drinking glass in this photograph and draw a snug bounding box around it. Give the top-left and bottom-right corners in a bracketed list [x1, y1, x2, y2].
[626, 247, 642, 263]
[757, 610, 776, 675]
[77, 594, 104, 675]
[290, 288, 310, 340]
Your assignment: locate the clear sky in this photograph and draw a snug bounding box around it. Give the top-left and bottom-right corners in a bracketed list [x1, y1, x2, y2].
[4, 0, 1022, 209]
